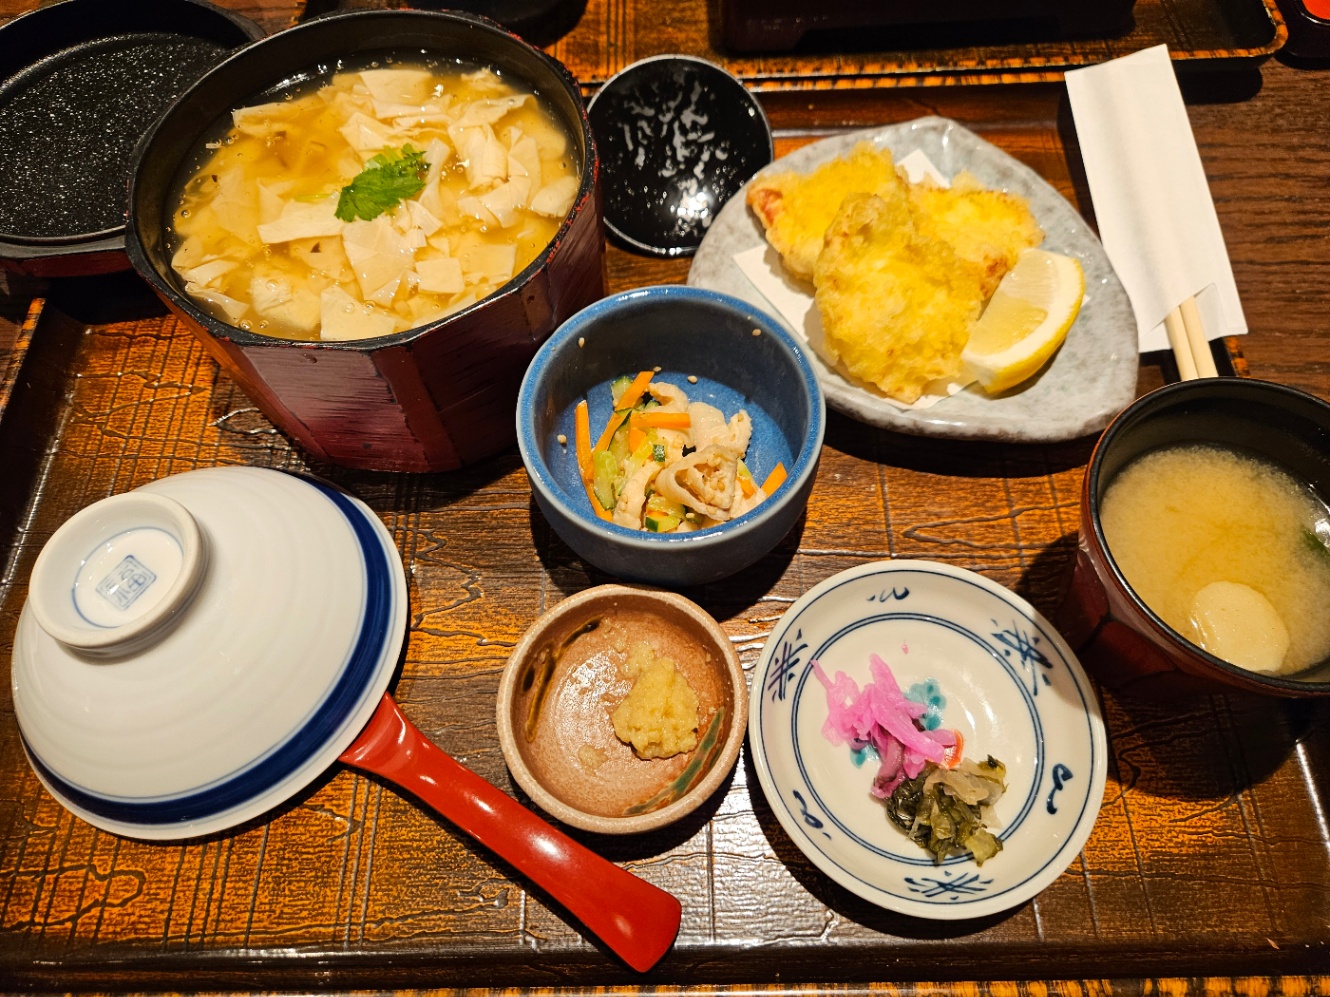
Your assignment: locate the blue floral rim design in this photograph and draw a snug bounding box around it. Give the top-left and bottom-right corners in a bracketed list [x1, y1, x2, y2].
[750, 560, 1106, 918]
[790, 610, 1045, 870]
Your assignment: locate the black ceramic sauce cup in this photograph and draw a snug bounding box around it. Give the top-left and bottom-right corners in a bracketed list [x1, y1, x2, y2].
[1062, 377, 1330, 697]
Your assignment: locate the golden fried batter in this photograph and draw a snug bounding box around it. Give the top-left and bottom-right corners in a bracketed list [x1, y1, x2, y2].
[813, 192, 988, 404]
[746, 142, 903, 281]
[908, 171, 1043, 298]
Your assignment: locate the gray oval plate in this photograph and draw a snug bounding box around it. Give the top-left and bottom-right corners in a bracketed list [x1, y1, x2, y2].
[687, 117, 1138, 443]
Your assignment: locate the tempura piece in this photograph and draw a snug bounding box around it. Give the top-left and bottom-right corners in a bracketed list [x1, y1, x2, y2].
[746, 142, 903, 280]
[908, 171, 1043, 297]
[812, 191, 987, 404]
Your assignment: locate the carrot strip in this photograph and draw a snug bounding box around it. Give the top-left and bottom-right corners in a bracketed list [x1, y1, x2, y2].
[574, 400, 593, 485]
[615, 370, 655, 411]
[626, 414, 648, 454]
[594, 370, 654, 452]
[593, 411, 628, 453]
[573, 399, 612, 520]
[635, 411, 690, 430]
[942, 730, 964, 770]
[760, 462, 787, 496]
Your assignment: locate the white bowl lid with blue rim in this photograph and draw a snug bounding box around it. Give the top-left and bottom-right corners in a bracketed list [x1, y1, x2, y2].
[748, 559, 1107, 920]
[11, 466, 407, 840]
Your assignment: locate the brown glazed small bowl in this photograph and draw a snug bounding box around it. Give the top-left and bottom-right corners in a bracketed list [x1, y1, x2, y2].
[125, 9, 602, 472]
[496, 585, 747, 834]
[1061, 377, 1330, 697]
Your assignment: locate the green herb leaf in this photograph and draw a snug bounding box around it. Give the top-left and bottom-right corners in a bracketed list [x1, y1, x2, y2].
[1304, 527, 1330, 562]
[334, 144, 428, 222]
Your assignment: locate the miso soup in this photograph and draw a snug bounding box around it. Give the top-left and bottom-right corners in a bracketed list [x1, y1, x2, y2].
[167, 55, 581, 342]
[1100, 444, 1330, 675]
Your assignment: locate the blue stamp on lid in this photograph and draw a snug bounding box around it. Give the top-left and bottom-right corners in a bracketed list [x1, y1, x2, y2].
[95, 555, 156, 610]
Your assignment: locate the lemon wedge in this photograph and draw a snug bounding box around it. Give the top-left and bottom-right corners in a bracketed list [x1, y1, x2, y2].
[962, 248, 1085, 394]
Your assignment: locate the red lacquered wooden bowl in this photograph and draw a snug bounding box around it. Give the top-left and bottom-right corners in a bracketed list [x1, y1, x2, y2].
[1060, 378, 1330, 697]
[125, 9, 603, 472]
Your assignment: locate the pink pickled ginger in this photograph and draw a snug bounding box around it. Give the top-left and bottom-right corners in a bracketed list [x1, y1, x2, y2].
[813, 654, 956, 799]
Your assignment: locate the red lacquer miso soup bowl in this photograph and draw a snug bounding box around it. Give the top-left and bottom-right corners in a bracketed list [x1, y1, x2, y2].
[125, 9, 602, 472]
[1061, 377, 1330, 698]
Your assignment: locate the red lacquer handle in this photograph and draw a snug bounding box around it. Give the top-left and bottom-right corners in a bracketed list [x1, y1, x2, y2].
[339, 694, 682, 972]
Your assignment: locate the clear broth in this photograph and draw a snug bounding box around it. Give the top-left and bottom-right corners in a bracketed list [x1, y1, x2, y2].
[167, 52, 580, 341]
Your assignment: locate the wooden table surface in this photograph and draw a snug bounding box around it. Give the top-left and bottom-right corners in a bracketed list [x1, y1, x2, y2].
[2, 0, 1330, 993]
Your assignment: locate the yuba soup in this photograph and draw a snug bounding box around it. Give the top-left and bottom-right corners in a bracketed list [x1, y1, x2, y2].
[168, 57, 581, 341]
[1100, 444, 1330, 676]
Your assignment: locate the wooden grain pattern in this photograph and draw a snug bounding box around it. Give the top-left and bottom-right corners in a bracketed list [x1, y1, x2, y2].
[18, 983, 1330, 997]
[1, 0, 1280, 91]
[541, 0, 1287, 90]
[3, 0, 1330, 992]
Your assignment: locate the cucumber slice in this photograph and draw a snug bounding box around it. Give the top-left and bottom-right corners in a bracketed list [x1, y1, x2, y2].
[645, 492, 686, 521]
[608, 415, 632, 462]
[592, 450, 618, 512]
[609, 375, 633, 406]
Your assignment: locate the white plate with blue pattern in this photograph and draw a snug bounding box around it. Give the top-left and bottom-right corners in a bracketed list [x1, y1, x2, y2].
[748, 559, 1107, 920]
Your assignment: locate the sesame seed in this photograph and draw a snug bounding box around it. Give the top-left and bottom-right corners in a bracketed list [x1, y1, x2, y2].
[687, 375, 698, 383]
[557, 434, 568, 445]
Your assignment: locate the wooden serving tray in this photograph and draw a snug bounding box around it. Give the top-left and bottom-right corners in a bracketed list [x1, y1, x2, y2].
[1, 13, 1328, 992]
[0, 0, 1288, 92]
[541, 0, 1286, 90]
[1, 266, 1324, 992]
[275, 0, 1289, 90]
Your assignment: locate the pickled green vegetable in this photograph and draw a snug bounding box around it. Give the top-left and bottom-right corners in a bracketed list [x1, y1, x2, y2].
[886, 756, 1007, 865]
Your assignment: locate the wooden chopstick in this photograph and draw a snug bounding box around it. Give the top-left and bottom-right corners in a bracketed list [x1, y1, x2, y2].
[1164, 307, 1198, 380]
[1165, 295, 1219, 380]
[1181, 296, 1219, 377]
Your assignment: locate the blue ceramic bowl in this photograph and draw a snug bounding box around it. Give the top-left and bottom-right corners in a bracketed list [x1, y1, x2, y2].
[517, 286, 824, 588]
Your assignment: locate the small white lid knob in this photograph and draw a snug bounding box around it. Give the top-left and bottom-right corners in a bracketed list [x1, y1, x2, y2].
[28, 492, 207, 654]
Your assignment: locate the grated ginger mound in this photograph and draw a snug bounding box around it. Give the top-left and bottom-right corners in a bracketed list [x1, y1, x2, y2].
[611, 643, 700, 760]
[813, 191, 988, 404]
[746, 142, 904, 281]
